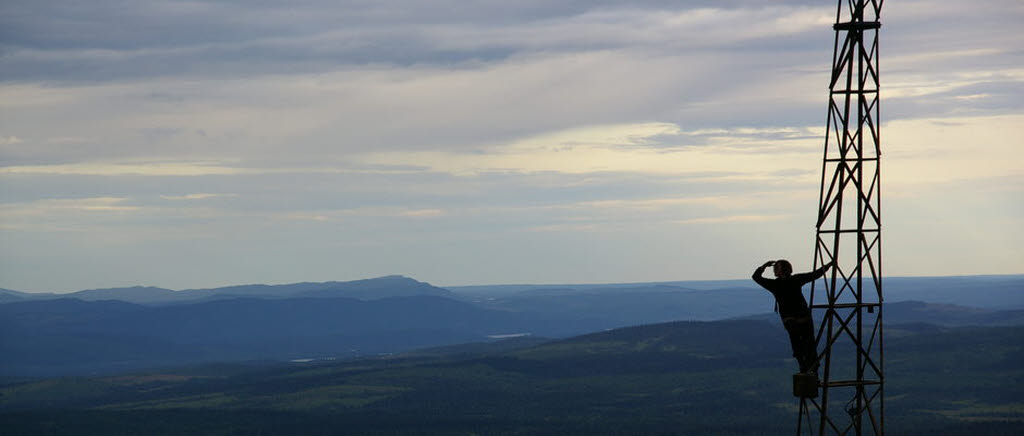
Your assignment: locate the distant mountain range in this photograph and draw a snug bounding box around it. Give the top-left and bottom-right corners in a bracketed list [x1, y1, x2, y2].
[452, 274, 1024, 309]
[4, 275, 1021, 319]
[462, 275, 1024, 325]
[1, 274, 1021, 377]
[738, 300, 1024, 327]
[0, 275, 456, 305]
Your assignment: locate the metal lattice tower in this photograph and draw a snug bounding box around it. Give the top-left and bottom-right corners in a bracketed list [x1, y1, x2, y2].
[799, 1, 884, 435]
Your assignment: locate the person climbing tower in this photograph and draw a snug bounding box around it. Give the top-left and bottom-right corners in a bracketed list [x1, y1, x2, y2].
[752, 259, 832, 374]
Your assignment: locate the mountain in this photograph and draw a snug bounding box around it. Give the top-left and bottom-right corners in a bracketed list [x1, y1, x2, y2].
[0, 288, 59, 303]
[457, 275, 1024, 326]
[737, 300, 1024, 327]
[6, 275, 1021, 313]
[0, 290, 24, 303]
[70, 286, 179, 302]
[0, 276, 457, 305]
[886, 300, 1024, 326]
[447, 278, 759, 296]
[196, 275, 457, 301]
[0, 294, 607, 377]
[883, 275, 1024, 308]
[473, 284, 775, 324]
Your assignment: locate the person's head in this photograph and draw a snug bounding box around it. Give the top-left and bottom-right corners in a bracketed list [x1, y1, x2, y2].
[773, 259, 793, 278]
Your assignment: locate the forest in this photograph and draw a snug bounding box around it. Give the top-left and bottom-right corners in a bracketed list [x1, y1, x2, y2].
[2, 319, 1021, 435]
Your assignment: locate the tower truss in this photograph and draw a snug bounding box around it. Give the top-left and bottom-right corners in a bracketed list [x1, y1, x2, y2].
[799, 1, 884, 435]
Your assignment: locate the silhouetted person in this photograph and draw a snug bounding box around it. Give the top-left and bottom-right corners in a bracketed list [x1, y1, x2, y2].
[753, 259, 831, 374]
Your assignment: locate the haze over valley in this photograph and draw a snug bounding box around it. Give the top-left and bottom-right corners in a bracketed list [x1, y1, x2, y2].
[3, 274, 1022, 378]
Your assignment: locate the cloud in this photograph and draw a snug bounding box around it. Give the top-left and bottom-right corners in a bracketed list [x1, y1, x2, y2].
[0, 1, 829, 82]
[672, 214, 789, 225]
[0, 197, 140, 231]
[1, 0, 1022, 291]
[1, 162, 249, 176]
[885, 114, 1024, 185]
[23, 197, 138, 212]
[397, 209, 446, 218]
[160, 193, 230, 201]
[0, 49, 824, 169]
[276, 206, 448, 221]
[887, 75, 1024, 120]
[0, 135, 23, 145]
[357, 121, 823, 178]
[7, 0, 1015, 172]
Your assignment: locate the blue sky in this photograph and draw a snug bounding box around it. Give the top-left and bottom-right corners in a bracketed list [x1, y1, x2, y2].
[1, 0, 1022, 292]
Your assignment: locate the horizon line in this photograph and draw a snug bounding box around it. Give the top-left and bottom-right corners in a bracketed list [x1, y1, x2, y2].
[4, 272, 1022, 295]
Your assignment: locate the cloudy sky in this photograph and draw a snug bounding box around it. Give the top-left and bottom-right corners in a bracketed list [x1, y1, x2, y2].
[1, 0, 1021, 293]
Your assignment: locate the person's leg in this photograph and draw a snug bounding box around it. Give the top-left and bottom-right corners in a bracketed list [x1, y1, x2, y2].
[800, 319, 818, 373]
[784, 319, 808, 372]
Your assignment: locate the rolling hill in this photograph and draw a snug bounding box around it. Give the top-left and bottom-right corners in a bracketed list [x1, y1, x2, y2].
[0, 294, 609, 377]
[1, 319, 1020, 435]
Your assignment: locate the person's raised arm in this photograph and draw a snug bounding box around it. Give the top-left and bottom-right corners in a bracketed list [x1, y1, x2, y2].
[794, 261, 833, 284]
[752, 261, 774, 287]
[812, 260, 833, 279]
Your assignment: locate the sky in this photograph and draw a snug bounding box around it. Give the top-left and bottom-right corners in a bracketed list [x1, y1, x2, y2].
[1, 0, 1022, 293]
